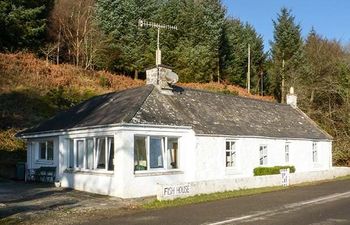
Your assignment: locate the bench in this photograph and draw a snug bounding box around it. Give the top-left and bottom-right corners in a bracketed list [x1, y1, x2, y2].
[28, 167, 56, 183]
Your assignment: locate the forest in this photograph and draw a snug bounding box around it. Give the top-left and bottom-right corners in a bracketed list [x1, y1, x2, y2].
[1, 0, 350, 166]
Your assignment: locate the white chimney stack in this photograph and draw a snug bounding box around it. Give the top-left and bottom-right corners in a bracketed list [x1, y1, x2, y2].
[286, 87, 297, 108]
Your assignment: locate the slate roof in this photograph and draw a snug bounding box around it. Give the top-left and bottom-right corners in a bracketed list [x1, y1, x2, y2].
[18, 85, 331, 140]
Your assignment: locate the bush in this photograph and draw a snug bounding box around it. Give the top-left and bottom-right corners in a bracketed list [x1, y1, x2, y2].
[253, 166, 295, 176]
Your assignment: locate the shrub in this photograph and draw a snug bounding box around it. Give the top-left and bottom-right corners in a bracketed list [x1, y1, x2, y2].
[253, 166, 295, 176]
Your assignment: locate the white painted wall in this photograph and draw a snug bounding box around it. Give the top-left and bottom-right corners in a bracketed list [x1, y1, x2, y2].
[26, 125, 333, 198]
[194, 136, 332, 180]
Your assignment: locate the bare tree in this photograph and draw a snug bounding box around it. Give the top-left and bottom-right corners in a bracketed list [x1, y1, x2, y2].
[49, 0, 104, 69]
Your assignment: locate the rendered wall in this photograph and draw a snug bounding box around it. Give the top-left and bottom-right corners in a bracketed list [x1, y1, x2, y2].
[26, 127, 333, 198]
[194, 136, 332, 181]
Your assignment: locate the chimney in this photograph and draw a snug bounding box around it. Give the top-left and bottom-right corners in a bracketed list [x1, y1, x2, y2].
[146, 65, 178, 95]
[286, 87, 297, 108]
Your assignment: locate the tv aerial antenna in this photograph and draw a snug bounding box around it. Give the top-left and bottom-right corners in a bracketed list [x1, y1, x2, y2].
[138, 19, 177, 66]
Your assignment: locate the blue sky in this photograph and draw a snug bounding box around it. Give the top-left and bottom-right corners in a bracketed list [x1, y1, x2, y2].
[223, 0, 350, 52]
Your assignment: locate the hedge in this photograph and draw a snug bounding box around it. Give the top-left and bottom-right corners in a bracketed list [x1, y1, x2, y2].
[253, 166, 296, 176]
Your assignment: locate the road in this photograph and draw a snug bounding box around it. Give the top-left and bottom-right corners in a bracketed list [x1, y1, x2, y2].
[84, 179, 350, 225]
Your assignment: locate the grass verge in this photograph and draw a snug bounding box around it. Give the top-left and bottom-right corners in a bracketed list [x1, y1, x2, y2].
[143, 186, 287, 209]
[143, 174, 350, 209]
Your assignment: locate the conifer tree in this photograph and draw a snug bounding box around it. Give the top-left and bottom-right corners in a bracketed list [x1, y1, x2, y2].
[269, 7, 304, 102]
[0, 0, 53, 51]
[95, 0, 159, 77]
[220, 19, 265, 91]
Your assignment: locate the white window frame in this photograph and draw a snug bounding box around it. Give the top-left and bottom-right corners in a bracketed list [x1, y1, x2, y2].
[38, 140, 54, 161]
[134, 135, 179, 172]
[312, 142, 318, 163]
[259, 145, 268, 166]
[285, 142, 290, 163]
[225, 140, 236, 168]
[68, 136, 114, 172]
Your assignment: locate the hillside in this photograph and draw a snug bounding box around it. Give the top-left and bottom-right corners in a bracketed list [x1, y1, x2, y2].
[0, 53, 273, 153]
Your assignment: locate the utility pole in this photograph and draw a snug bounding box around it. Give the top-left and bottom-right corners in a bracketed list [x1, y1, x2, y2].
[281, 56, 285, 103]
[260, 71, 264, 96]
[247, 44, 251, 93]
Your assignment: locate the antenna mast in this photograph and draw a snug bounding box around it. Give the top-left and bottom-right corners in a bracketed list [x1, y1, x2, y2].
[138, 19, 177, 66]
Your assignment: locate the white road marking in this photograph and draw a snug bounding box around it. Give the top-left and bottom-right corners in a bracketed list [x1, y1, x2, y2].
[204, 191, 350, 225]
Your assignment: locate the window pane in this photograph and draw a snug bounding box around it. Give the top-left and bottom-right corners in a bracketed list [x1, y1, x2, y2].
[259, 145, 267, 165]
[226, 141, 230, 150]
[134, 137, 147, 171]
[313, 142, 317, 162]
[96, 138, 106, 169]
[226, 141, 236, 167]
[285, 144, 289, 163]
[76, 140, 84, 168]
[86, 139, 94, 170]
[150, 137, 163, 169]
[107, 137, 114, 171]
[47, 141, 54, 160]
[39, 142, 46, 159]
[226, 151, 232, 167]
[69, 139, 74, 168]
[167, 138, 178, 169]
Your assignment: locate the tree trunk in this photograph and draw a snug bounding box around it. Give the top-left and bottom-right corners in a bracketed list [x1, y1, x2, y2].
[134, 70, 138, 80]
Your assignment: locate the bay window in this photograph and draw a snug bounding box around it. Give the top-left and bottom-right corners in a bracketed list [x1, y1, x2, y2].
[134, 136, 178, 171]
[68, 137, 114, 171]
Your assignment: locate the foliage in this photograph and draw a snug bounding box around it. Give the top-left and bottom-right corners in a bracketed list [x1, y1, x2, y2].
[0, 53, 144, 152]
[269, 8, 304, 101]
[220, 19, 266, 92]
[297, 30, 350, 166]
[95, 0, 226, 82]
[0, 0, 54, 51]
[95, 0, 159, 76]
[253, 166, 295, 176]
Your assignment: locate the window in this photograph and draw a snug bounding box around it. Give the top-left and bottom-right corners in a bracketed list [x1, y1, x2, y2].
[167, 138, 178, 169]
[259, 145, 267, 165]
[134, 136, 178, 171]
[134, 136, 147, 170]
[86, 139, 94, 170]
[225, 140, 236, 167]
[150, 137, 164, 169]
[285, 143, 290, 163]
[39, 141, 54, 161]
[312, 142, 318, 162]
[76, 140, 84, 168]
[68, 139, 74, 168]
[68, 137, 114, 171]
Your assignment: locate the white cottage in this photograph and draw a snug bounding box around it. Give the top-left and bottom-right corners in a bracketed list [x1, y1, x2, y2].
[17, 66, 332, 198]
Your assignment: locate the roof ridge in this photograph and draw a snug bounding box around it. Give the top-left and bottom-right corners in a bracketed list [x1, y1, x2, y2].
[123, 84, 154, 123]
[178, 86, 286, 106]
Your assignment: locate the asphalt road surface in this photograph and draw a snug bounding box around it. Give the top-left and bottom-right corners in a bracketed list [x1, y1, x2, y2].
[84, 179, 350, 225]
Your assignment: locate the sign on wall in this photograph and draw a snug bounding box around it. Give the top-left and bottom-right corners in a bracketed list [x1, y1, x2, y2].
[280, 168, 290, 186]
[158, 183, 191, 200]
